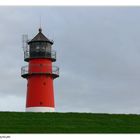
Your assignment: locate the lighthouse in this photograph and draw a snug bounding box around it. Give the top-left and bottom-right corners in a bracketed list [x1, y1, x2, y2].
[21, 28, 59, 112]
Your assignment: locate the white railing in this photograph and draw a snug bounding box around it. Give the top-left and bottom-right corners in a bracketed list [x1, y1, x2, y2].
[21, 64, 59, 78]
[21, 65, 28, 76]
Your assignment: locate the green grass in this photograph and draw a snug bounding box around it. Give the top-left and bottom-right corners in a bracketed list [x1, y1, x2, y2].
[0, 112, 140, 133]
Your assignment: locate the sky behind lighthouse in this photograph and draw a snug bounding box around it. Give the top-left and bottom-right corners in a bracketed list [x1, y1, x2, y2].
[1, 7, 140, 114]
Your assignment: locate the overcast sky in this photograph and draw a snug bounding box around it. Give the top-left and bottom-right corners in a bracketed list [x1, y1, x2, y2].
[1, 7, 140, 114]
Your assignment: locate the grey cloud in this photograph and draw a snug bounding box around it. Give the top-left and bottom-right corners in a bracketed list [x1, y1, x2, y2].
[0, 7, 140, 113]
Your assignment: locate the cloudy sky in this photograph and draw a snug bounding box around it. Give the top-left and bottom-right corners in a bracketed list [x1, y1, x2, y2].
[1, 7, 140, 114]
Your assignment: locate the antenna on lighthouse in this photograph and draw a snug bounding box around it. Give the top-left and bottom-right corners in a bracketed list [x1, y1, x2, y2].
[22, 34, 29, 52]
[39, 15, 42, 29]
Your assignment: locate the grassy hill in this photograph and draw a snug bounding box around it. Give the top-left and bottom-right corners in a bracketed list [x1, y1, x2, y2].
[0, 112, 140, 133]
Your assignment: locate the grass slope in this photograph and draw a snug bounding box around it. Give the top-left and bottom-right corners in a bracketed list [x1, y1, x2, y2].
[0, 112, 140, 133]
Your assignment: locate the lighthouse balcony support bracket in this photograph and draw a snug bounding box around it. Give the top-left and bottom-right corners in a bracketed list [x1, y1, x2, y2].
[21, 64, 59, 79]
[24, 50, 56, 62]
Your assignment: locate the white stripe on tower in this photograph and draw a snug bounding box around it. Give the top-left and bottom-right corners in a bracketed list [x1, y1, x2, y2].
[26, 107, 55, 112]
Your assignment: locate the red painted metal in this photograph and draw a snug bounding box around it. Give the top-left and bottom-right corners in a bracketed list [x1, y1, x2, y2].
[26, 59, 54, 107]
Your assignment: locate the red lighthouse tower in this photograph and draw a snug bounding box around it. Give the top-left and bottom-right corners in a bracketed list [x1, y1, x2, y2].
[21, 28, 59, 112]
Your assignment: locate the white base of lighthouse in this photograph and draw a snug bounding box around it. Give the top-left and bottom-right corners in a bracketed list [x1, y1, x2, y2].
[26, 107, 55, 112]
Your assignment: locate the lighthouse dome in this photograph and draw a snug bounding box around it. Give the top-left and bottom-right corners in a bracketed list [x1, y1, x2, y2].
[28, 28, 53, 45]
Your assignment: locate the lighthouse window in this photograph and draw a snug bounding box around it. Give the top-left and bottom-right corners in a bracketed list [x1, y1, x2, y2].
[35, 46, 41, 53]
[40, 102, 43, 105]
[43, 82, 46, 85]
[36, 46, 40, 50]
[41, 46, 45, 52]
[47, 43, 51, 47]
[46, 46, 51, 53]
